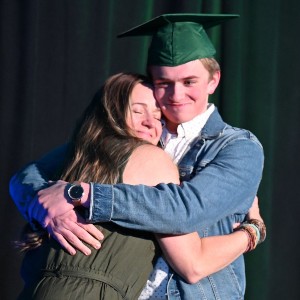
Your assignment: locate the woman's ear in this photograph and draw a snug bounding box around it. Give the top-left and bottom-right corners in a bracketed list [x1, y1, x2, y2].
[208, 71, 221, 94]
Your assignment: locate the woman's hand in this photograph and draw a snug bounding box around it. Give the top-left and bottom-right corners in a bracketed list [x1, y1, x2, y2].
[247, 196, 263, 222]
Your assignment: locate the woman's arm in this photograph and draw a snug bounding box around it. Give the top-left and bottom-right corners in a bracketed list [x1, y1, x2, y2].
[126, 145, 263, 283]
[156, 231, 248, 284]
[156, 197, 264, 283]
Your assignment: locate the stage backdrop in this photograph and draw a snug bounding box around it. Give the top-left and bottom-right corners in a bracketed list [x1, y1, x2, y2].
[1, 0, 299, 299]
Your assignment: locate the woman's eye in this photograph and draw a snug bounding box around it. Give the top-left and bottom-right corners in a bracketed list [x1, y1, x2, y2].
[154, 115, 161, 121]
[133, 110, 143, 114]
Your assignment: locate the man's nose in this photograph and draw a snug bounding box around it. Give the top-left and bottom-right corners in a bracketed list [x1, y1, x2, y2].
[169, 83, 184, 101]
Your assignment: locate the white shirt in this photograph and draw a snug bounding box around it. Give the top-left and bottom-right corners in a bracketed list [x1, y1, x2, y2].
[161, 104, 215, 164]
[139, 104, 215, 299]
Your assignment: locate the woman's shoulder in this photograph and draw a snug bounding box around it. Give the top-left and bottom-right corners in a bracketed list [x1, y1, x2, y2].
[132, 143, 171, 159]
[123, 144, 179, 186]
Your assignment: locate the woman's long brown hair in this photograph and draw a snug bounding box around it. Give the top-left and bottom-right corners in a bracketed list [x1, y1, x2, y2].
[61, 72, 151, 183]
[17, 72, 152, 251]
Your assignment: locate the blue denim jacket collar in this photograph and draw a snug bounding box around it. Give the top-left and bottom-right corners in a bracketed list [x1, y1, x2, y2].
[200, 107, 227, 140]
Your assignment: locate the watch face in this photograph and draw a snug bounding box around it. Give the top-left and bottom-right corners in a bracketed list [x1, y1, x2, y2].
[69, 185, 84, 200]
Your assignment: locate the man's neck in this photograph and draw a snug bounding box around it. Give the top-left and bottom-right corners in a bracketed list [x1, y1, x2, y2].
[164, 104, 214, 134]
[165, 122, 179, 134]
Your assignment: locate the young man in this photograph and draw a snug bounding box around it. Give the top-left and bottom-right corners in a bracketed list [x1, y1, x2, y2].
[10, 14, 264, 299]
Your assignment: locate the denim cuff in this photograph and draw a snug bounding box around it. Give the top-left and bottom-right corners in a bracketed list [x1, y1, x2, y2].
[87, 182, 113, 223]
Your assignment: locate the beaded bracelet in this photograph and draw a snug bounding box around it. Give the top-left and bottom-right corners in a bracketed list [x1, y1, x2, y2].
[237, 224, 258, 252]
[248, 219, 267, 244]
[235, 218, 267, 253]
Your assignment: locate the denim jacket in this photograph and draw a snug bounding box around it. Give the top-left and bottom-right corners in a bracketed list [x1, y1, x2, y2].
[10, 108, 264, 299]
[89, 108, 264, 299]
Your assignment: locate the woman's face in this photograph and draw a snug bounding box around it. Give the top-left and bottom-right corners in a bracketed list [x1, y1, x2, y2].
[126, 83, 162, 145]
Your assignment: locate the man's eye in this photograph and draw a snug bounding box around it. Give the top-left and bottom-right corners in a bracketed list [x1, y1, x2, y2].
[184, 80, 196, 86]
[155, 82, 168, 88]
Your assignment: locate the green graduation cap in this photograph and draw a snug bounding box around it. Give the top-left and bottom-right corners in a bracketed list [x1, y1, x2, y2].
[118, 13, 239, 66]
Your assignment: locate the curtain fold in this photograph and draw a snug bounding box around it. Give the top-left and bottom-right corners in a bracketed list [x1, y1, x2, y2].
[1, 1, 299, 299]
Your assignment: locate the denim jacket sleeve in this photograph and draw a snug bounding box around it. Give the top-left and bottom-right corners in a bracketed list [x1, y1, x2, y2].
[88, 135, 264, 234]
[9, 144, 69, 222]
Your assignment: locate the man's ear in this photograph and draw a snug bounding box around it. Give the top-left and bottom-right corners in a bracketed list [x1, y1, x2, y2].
[208, 70, 221, 94]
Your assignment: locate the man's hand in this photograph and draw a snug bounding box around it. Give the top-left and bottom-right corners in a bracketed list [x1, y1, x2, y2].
[28, 180, 73, 227]
[47, 209, 103, 255]
[28, 180, 104, 255]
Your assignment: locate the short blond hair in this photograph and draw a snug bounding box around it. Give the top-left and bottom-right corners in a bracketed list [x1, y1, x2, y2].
[200, 57, 220, 79]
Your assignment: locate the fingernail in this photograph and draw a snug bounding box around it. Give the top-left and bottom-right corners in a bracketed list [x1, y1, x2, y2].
[84, 249, 91, 256]
[94, 242, 101, 249]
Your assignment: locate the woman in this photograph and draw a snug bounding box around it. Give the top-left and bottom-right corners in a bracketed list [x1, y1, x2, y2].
[17, 72, 265, 299]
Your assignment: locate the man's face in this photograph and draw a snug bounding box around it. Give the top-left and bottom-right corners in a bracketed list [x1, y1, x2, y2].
[150, 59, 220, 133]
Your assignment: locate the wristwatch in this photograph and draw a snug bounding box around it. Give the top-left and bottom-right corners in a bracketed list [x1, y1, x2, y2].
[67, 182, 84, 206]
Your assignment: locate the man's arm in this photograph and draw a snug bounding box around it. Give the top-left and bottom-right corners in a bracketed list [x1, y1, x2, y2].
[10, 136, 264, 236]
[89, 136, 264, 233]
[9, 144, 103, 255]
[9, 144, 68, 222]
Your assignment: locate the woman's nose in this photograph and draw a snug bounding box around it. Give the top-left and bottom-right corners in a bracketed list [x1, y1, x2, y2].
[142, 115, 156, 128]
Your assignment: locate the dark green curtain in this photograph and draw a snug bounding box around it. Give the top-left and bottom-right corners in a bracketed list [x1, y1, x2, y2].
[1, 0, 299, 299]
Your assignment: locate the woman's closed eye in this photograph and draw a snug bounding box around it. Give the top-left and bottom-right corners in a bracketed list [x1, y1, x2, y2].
[133, 110, 144, 116]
